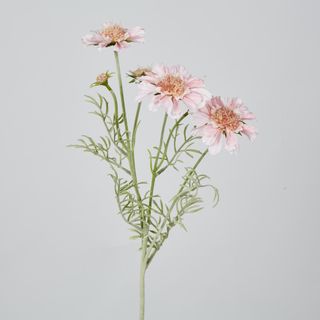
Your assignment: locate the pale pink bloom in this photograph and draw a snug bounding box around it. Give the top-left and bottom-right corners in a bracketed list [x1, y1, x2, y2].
[82, 23, 144, 51]
[192, 96, 257, 154]
[136, 64, 211, 119]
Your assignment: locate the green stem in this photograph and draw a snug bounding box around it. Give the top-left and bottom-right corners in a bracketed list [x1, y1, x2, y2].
[113, 52, 146, 319]
[131, 103, 144, 231]
[113, 51, 142, 210]
[139, 113, 168, 320]
[178, 148, 209, 192]
[147, 114, 168, 224]
[156, 111, 189, 174]
[139, 238, 147, 320]
[114, 51, 130, 144]
[132, 103, 142, 149]
[146, 148, 209, 266]
[104, 83, 127, 154]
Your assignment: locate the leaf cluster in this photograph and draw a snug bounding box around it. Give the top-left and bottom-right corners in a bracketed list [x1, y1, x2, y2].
[71, 91, 219, 267]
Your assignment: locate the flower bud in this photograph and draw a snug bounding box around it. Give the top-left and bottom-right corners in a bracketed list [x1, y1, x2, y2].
[91, 71, 113, 87]
[128, 67, 151, 83]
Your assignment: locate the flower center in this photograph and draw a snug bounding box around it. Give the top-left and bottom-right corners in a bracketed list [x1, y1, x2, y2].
[158, 75, 186, 97]
[212, 107, 240, 131]
[101, 25, 126, 42]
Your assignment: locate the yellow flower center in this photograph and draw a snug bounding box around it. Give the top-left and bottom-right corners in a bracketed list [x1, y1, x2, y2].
[212, 107, 240, 131]
[158, 75, 186, 97]
[101, 25, 126, 42]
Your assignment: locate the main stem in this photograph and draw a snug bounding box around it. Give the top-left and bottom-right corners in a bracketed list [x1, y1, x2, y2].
[139, 114, 168, 320]
[133, 103, 147, 319]
[113, 51, 146, 320]
[139, 238, 147, 320]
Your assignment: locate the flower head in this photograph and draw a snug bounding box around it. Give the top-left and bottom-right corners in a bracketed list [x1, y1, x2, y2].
[192, 96, 257, 154]
[128, 67, 151, 83]
[82, 23, 144, 51]
[91, 71, 113, 87]
[136, 65, 211, 119]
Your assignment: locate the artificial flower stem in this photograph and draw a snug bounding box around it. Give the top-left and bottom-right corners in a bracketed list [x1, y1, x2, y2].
[132, 102, 142, 149]
[156, 111, 189, 174]
[147, 114, 168, 224]
[146, 148, 209, 266]
[131, 102, 145, 231]
[178, 148, 209, 191]
[129, 146, 147, 320]
[138, 114, 169, 319]
[113, 51, 143, 213]
[114, 51, 130, 144]
[113, 54, 147, 319]
[104, 83, 127, 154]
[139, 237, 147, 320]
[114, 51, 144, 218]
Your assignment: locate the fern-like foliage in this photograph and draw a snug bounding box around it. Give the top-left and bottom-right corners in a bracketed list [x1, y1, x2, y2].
[109, 167, 143, 238]
[71, 88, 219, 268]
[146, 167, 219, 264]
[70, 94, 128, 171]
[148, 113, 202, 176]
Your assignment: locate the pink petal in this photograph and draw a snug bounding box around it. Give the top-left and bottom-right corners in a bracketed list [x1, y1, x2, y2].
[82, 33, 106, 46]
[136, 82, 156, 101]
[209, 132, 223, 155]
[152, 64, 166, 77]
[211, 96, 225, 108]
[225, 132, 238, 153]
[167, 98, 183, 119]
[191, 87, 212, 100]
[114, 41, 129, 51]
[202, 126, 219, 145]
[187, 78, 205, 88]
[183, 93, 202, 110]
[242, 125, 257, 141]
[148, 96, 164, 112]
[128, 26, 145, 42]
[241, 112, 256, 120]
[148, 95, 175, 114]
[228, 97, 242, 110]
[191, 109, 210, 126]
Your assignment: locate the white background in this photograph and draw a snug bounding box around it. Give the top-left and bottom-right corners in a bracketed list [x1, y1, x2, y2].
[1, 0, 319, 319]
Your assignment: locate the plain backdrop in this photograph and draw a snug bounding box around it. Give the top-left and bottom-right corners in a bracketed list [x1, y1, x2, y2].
[1, 0, 320, 319]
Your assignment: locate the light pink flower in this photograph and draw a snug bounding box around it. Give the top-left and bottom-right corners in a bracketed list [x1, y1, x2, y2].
[82, 23, 144, 51]
[192, 96, 257, 154]
[136, 65, 211, 119]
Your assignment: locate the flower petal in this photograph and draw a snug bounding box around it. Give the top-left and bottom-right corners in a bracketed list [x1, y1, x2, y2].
[82, 33, 108, 46]
[167, 98, 183, 119]
[128, 26, 145, 42]
[241, 125, 257, 141]
[191, 110, 210, 127]
[183, 92, 202, 110]
[225, 132, 238, 153]
[209, 132, 223, 155]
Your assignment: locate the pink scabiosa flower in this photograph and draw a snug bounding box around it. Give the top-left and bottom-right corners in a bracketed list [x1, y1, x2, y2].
[192, 96, 257, 154]
[82, 23, 144, 51]
[136, 65, 211, 119]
